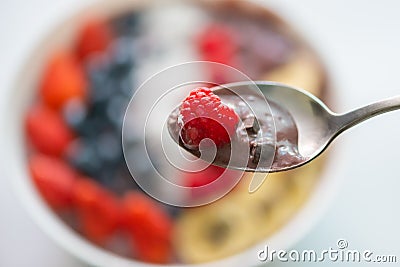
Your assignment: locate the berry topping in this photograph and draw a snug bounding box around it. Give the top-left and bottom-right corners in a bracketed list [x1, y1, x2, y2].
[26, 104, 75, 156]
[73, 178, 122, 245]
[178, 87, 239, 148]
[197, 24, 237, 66]
[123, 192, 172, 263]
[76, 19, 113, 60]
[196, 24, 238, 84]
[40, 51, 87, 110]
[29, 154, 77, 210]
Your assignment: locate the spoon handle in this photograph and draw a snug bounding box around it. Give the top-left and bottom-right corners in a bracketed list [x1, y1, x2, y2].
[334, 95, 400, 133]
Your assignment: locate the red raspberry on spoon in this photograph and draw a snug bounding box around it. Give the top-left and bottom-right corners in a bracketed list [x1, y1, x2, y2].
[178, 87, 239, 148]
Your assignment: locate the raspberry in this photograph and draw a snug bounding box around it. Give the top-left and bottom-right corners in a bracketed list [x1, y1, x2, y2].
[196, 24, 239, 84]
[123, 192, 172, 263]
[178, 87, 239, 148]
[26, 104, 75, 156]
[76, 19, 113, 60]
[29, 154, 76, 210]
[184, 164, 240, 200]
[134, 240, 171, 264]
[73, 178, 121, 245]
[197, 24, 237, 65]
[185, 164, 225, 187]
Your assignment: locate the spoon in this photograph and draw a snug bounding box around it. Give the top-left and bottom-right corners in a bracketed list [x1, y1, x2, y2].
[168, 81, 400, 173]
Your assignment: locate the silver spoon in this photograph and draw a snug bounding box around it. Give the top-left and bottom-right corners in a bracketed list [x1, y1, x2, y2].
[168, 81, 400, 173]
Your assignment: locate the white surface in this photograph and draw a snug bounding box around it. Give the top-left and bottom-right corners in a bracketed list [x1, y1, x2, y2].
[0, 0, 399, 266]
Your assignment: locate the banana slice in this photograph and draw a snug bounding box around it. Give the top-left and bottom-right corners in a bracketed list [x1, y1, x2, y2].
[236, 157, 326, 240]
[236, 172, 296, 237]
[174, 195, 256, 263]
[286, 154, 326, 204]
[175, 173, 290, 263]
[235, 172, 291, 201]
[262, 50, 324, 97]
[175, 159, 327, 264]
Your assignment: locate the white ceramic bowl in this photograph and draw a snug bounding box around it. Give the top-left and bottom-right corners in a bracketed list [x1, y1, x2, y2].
[3, 0, 343, 266]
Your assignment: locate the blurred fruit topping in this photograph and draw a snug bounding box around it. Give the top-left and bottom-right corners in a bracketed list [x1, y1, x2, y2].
[185, 164, 225, 188]
[76, 19, 113, 60]
[26, 104, 75, 156]
[73, 178, 121, 245]
[123, 192, 173, 263]
[196, 23, 238, 83]
[29, 154, 77, 210]
[23, 3, 326, 264]
[40, 51, 87, 110]
[197, 23, 237, 66]
[184, 164, 238, 200]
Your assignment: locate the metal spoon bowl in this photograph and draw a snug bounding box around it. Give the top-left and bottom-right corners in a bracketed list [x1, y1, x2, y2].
[168, 81, 400, 172]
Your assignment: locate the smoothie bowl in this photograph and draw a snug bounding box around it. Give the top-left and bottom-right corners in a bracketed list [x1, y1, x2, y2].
[4, 0, 339, 266]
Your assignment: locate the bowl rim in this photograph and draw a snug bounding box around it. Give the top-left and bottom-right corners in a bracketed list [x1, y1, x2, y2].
[2, 0, 345, 266]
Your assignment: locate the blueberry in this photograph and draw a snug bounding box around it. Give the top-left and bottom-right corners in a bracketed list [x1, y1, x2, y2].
[66, 139, 103, 177]
[111, 12, 141, 36]
[106, 94, 129, 130]
[85, 54, 110, 86]
[95, 131, 122, 165]
[96, 167, 118, 188]
[85, 54, 122, 107]
[73, 113, 109, 138]
[90, 77, 117, 106]
[63, 99, 88, 131]
[109, 38, 135, 78]
[116, 75, 135, 97]
[63, 18, 144, 195]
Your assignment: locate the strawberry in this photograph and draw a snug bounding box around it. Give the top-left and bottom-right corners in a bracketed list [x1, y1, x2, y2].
[40, 51, 87, 110]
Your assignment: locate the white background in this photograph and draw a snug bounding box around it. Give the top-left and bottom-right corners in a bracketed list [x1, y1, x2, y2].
[0, 0, 399, 266]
